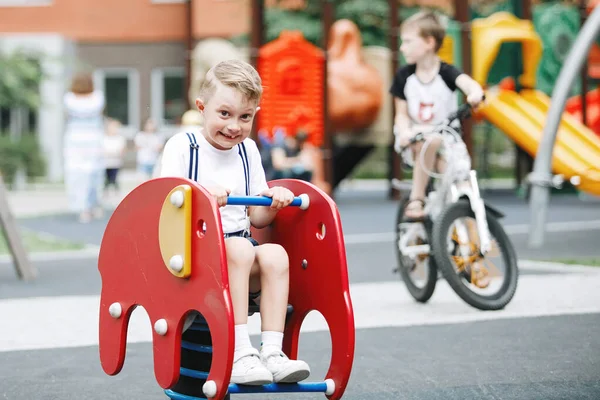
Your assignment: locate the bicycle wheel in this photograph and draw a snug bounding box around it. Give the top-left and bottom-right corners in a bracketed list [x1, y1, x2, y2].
[394, 198, 438, 303]
[431, 200, 518, 311]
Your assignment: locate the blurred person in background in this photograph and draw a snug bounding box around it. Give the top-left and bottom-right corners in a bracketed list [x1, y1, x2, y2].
[103, 118, 127, 201]
[270, 129, 315, 182]
[134, 118, 164, 180]
[152, 109, 203, 178]
[63, 72, 106, 223]
[179, 109, 203, 136]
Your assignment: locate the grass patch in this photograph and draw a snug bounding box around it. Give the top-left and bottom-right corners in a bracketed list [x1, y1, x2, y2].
[0, 230, 86, 255]
[546, 259, 600, 267]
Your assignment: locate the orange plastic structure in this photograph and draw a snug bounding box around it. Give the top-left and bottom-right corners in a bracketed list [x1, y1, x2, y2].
[588, 44, 600, 79]
[327, 19, 383, 133]
[566, 88, 600, 136]
[98, 177, 355, 399]
[257, 31, 325, 147]
[587, 0, 600, 79]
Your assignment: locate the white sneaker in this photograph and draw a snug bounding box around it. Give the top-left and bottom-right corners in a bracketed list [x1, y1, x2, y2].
[260, 350, 311, 383]
[230, 348, 273, 386]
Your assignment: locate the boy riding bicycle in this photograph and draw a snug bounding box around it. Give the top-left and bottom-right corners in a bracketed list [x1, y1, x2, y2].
[390, 11, 485, 221]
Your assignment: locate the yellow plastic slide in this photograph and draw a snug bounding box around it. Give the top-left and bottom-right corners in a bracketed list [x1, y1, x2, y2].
[477, 89, 600, 195]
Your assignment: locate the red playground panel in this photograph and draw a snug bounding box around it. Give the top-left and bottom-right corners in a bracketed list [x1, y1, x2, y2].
[257, 31, 325, 147]
[566, 88, 600, 136]
[98, 177, 355, 399]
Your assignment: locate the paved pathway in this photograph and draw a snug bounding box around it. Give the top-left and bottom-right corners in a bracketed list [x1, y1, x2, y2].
[1, 179, 599, 399]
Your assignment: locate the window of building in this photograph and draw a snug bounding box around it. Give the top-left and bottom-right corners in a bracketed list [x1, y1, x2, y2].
[0, 108, 10, 133]
[151, 67, 187, 127]
[0, 0, 52, 6]
[0, 107, 37, 137]
[93, 68, 140, 133]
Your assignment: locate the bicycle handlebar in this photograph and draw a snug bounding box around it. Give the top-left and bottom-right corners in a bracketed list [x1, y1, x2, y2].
[400, 95, 486, 151]
[445, 102, 474, 124]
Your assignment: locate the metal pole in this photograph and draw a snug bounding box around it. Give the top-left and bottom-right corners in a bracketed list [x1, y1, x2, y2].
[388, 0, 402, 200]
[250, 0, 264, 142]
[185, 0, 194, 111]
[520, 0, 532, 19]
[250, 0, 264, 69]
[322, 0, 335, 195]
[455, 0, 473, 155]
[528, 5, 600, 248]
[513, 0, 534, 189]
[579, 0, 589, 127]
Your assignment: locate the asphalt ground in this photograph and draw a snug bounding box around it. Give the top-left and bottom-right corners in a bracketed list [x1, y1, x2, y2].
[1, 189, 599, 399]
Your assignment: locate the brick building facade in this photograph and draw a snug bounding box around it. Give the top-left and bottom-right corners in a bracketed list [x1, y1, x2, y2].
[1, 0, 254, 180]
[1, 0, 252, 133]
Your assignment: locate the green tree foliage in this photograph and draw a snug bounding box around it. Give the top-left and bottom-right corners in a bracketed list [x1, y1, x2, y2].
[237, 0, 524, 47]
[0, 50, 43, 109]
[0, 50, 46, 184]
[234, 0, 425, 47]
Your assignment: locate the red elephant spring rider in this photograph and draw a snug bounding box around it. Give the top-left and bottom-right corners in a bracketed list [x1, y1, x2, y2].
[98, 177, 355, 399]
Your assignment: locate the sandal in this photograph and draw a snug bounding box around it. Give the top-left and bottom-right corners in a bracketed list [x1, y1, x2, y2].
[403, 199, 426, 222]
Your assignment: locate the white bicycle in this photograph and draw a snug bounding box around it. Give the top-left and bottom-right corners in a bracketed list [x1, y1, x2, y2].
[393, 103, 518, 311]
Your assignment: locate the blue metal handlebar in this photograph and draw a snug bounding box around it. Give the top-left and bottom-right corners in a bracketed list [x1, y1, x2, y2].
[226, 194, 310, 210]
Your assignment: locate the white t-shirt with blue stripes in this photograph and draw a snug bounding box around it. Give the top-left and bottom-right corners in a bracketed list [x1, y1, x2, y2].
[160, 130, 269, 234]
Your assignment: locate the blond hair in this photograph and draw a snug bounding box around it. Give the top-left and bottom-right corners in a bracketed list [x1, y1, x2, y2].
[199, 59, 263, 105]
[401, 10, 446, 52]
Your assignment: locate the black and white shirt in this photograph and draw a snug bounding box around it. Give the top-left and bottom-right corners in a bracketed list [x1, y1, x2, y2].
[390, 62, 463, 125]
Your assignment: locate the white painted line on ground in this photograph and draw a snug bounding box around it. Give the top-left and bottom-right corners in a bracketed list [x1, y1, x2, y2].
[2, 270, 599, 353]
[517, 260, 600, 274]
[504, 219, 600, 235]
[343, 219, 600, 245]
[0, 246, 100, 264]
[0, 218, 598, 264]
[344, 232, 394, 245]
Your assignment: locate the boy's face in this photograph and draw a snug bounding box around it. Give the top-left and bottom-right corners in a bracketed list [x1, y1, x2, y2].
[196, 82, 259, 150]
[400, 27, 436, 64]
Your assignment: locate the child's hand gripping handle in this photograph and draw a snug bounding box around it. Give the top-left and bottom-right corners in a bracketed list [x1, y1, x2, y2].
[226, 194, 310, 210]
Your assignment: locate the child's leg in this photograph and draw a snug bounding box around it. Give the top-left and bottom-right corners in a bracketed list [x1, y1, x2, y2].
[253, 243, 310, 383]
[225, 237, 257, 325]
[435, 154, 447, 175]
[113, 168, 120, 191]
[406, 136, 443, 218]
[253, 244, 289, 333]
[107, 168, 119, 190]
[104, 169, 111, 191]
[225, 237, 273, 385]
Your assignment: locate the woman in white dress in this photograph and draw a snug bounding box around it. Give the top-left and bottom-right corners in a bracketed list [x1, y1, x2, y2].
[63, 72, 106, 223]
